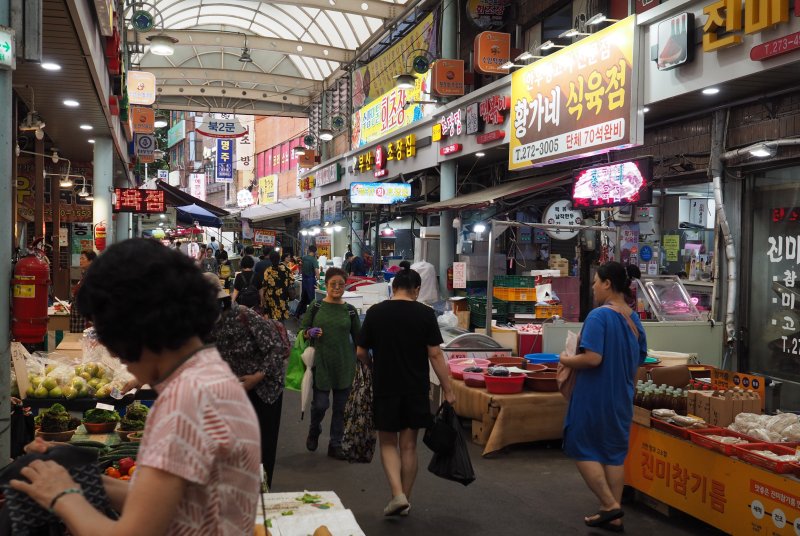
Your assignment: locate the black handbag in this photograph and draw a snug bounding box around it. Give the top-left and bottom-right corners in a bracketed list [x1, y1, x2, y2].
[423, 401, 458, 455]
[427, 404, 476, 486]
[0, 445, 117, 536]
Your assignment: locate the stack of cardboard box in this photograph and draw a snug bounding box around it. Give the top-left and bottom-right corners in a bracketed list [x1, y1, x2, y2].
[548, 254, 570, 277]
[688, 389, 761, 427]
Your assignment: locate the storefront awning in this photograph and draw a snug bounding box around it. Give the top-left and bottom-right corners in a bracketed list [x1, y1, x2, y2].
[156, 181, 229, 217]
[418, 175, 571, 213]
[241, 198, 310, 224]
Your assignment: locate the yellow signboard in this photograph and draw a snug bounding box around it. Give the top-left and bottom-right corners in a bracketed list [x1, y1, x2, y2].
[258, 175, 278, 205]
[509, 16, 642, 170]
[352, 13, 435, 109]
[663, 234, 680, 262]
[351, 76, 428, 149]
[626, 425, 800, 535]
[702, 0, 791, 52]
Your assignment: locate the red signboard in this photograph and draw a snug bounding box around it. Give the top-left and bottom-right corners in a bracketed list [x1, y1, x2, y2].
[476, 130, 506, 144]
[280, 143, 290, 173]
[374, 169, 389, 178]
[479, 95, 510, 125]
[440, 143, 463, 156]
[263, 149, 272, 176]
[113, 188, 166, 213]
[375, 145, 387, 172]
[571, 157, 653, 208]
[289, 138, 301, 169]
[750, 31, 800, 61]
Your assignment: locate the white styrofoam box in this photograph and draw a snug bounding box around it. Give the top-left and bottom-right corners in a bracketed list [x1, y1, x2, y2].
[529, 270, 562, 277]
[356, 282, 389, 297]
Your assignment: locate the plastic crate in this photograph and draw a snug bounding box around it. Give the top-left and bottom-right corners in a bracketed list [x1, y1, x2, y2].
[535, 305, 563, 318]
[470, 312, 507, 328]
[493, 275, 536, 288]
[494, 287, 537, 301]
[651, 418, 711, 440]
[468, 297, 508, 316]
[507, 301, 536, 314]
[689, 428, 756, 456]
[732, 443, 800, 474]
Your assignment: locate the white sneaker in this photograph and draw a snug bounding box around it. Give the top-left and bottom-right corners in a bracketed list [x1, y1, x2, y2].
[383, 494, 409, 516]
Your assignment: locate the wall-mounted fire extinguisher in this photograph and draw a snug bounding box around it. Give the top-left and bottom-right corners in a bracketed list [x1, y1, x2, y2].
[95, 222, 107, 252]
[447, 266, 454, 290]
[12, 239, 51, 344]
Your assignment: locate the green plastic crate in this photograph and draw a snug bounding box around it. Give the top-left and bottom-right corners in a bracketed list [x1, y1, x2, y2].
[493, 275, 537, 288]
[470, 312, 507, 328]
[507, 301, 535, 314]
[468, 297, 508, 316]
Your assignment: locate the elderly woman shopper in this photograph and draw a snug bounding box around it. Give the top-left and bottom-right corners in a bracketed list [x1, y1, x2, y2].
[204, 272, 287, 489]
[356, 261, 455, 517]
[559, 261, 647, 532]
[300, 267, 360, 460]
[10, 239, 261, 535]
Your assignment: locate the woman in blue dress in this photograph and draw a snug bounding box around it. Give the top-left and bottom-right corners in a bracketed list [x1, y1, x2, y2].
[560, 262, 647, 532]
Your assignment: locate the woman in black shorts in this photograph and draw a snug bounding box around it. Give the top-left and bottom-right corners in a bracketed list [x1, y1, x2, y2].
[356, 261, 455, 517]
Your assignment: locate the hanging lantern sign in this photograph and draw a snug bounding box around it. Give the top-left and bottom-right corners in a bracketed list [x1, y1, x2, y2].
[194, 116, 249, 138]
[237, 188, 255, 208]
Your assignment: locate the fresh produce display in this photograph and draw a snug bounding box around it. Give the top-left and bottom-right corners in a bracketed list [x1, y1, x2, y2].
[747, 450, 800, 462]
[727, 412, 800, 442]
[36, 403, 80, 433]
[487, 366, 510, 377]
[119, 402, 149, 432]
[24, 360, 127, 399]
[703, 434, 748, 445]
[83, 408, 121, 424]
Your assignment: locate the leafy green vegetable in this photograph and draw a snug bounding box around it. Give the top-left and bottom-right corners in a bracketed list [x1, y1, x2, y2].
[119, 402, 149, 431]
[281, 511, 294, 516]
[38, 403, 76, 432]
[83, 408, 121, 423]
[295, 493, 322, 504]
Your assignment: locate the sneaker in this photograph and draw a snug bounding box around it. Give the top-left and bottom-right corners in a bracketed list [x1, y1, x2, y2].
[327, 445, 347, 460]
[306, 434, 319, 452]
[383, 494, 410, 516]
[400, 504, 411, 516]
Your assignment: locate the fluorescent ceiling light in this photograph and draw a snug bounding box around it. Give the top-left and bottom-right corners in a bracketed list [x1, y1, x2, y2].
[41, 62, 61, 71]
[642, 107, 650, 113]
[702, 87, 720, 95]
[473, 223, 487, 233]
[475, 152, 485, 157]
[749, 143, 776, 158]
[586, 13, 619, 25]
[540, 40, 556, 50]
[516, 51, 534, 61]
[558, 28, 590, 38]
[80, 124, 93, 130]
[88, 139, 95, 144]
[63, 99, 79, 107]
[500, 61, 516, 69]
[147, 34, 178, 56]
[59, 177, 73, 188]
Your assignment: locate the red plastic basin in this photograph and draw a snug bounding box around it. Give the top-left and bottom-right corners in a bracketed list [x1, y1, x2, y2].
[483, 372, 525, 394]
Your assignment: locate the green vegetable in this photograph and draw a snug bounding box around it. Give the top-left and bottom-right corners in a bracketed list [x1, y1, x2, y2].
[119, 402, 149, 431]
[296, 493, 322, 504]
[281, 511, 294, 516]
[38, 403, 74, 433]
[83, 408, 121, 423]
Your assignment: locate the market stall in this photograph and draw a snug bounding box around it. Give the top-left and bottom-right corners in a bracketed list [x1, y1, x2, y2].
[255, 491, 365, 536]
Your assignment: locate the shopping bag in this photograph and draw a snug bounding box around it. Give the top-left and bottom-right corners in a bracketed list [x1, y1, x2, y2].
[341, 361, 376, 463]
[427, 406, 476, 486]
[285, 334, 308, 392]
[423, 402, 457, 455]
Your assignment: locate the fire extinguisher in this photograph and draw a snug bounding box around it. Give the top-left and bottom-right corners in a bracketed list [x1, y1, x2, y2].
[12, 239, 51, 344]
[95, 222, 107, 252]
[447, 266, 454, 291]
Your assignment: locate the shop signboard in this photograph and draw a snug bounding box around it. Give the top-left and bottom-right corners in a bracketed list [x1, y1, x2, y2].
[710, 369, 766, 410]
[131, 107, 155, 134]
[315, 235, 331, 258]
[438, 110, 463, 138]
[189, 173, 206, 201]
[467, 0, 510, 29]
[323, 197, 344, 222]
[466, 103, 480, 135]
[480, 94, 511, 125]
[626, 424, 800, 535]
[350, 182, 411, 205]
[194, 116, 249, 138]
[258, 175, 278, 205]
[354, 135, 417, 175]
[135, 134, 155, 158]
[431, 59, 465, 97]
[215, 139, 234, 183]
[542, 200, 582, 240]
[71, 223, 93, 256]
[571, 157, 653, 208]
[351, 13, 435, 109]
[298, 176, 315, 199]
[440, 143, 463, 156]
[315, 163, 342, 188]
[477, 130, 506, 144]
[750, 31, 800, 61]
[473, 31, 511, 75]
[509, 16, 642, 170]
[167, 120, 185, 148]
[351, 77, 429, 148]
[654, 13, 695, 70]
[298, 149, 318, 169]
[157, 169, 168, 181]
[702, 0, 795, 53]
[300, 205, 322, 226]
[112, 188, 166, 213]
[236, 116, 255, 170]
[253, 229, 277, 247]
[237, 188, 255, 208]
[127, 71, 156, 105]
[0, 26, 16, 71]
[16, 159, 93, 222]
[452, 262, 467, 288]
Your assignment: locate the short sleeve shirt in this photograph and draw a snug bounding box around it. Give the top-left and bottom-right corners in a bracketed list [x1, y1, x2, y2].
[357, 300, 443, 397]
[135, 347, 261, 535]
[301, 255, 318, 276]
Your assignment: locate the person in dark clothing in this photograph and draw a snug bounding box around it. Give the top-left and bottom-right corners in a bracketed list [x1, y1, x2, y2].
[350, 250, 370, 276]
[215, 243, 229, 263]
[254, 249, 273, 288]
[295, 245, 319, 317]
[342, 252, 354, 275]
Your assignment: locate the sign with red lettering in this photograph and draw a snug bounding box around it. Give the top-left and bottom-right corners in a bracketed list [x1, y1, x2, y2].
[477, 130, 506, 144]
[113, 188, 166, 214]
[440, 143, 463, 156]
[750, 31, 800, 61]
[479, 95, 511, 125]
[375, 145, 387, 173]
[438, 110, 463, 137]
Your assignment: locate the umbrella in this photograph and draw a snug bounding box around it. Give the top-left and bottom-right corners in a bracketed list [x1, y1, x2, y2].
[175, 204, 223, 228]
[172, 226, 204, 237]
[300, 345, 316, 420]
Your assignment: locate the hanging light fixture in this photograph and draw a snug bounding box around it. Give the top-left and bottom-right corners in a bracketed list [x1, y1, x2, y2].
[292, 145, 306, 156]
[586, 13, 620, 25]
[394, 74, 416, 90]
[239, 35, 253, 63]
[319, 129, 334, 141]
[59, 176, 73, 188]
[147, 34, 178, 56]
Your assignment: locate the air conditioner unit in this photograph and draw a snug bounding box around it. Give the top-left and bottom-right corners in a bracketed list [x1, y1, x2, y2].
[419, 226, 440, 239]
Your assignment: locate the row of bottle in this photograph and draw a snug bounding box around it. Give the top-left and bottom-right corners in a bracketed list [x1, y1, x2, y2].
[634, 380, 688, 415]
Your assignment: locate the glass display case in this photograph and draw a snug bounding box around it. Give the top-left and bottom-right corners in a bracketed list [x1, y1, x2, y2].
[635, 275, 702, 321]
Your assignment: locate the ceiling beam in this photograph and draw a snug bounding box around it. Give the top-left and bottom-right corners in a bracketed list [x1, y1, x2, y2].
[154, 99, 308, 118]
[130, 0, 399, 21]
[145, 67, 323, 92]
[126, 30, 353, 63]
[156, 85, 311, 107]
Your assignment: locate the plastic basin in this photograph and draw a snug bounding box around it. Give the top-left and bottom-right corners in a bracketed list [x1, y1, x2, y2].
[524, 353, 560, 365]
[449, 358, 491, 380]
[488, 356, 527, 369]
[463, 371, 486, 388]
[524, 370, 558, 392]
[483, 372, 525, 394]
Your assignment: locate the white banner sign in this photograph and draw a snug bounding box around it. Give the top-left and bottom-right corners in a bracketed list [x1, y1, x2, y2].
[195, 115, 249, 138]
[236, 115, 255, 171]
[189, 173, 206, 201]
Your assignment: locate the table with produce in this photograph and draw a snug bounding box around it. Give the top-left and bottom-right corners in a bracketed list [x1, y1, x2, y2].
[254, 491, 365, 536]
[447, 354, 567, 457]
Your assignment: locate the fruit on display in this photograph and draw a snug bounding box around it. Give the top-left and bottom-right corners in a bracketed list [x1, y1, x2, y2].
[24, 360, 123, 400]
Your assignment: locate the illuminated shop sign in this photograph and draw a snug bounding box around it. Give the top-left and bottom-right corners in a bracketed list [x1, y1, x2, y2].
[480, 95, 511, 125]
[571, 157, 653, 208]
[350, 182, 412, 205]
[440, 143, 463, 156]
[654, 13, 695, 70]
[355, 135, 417, 175]
[113, 188, 166, 213]
[702, 0, 799, 53]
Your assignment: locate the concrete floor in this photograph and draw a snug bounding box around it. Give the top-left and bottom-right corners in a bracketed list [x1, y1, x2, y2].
[269, 388, 723, 535]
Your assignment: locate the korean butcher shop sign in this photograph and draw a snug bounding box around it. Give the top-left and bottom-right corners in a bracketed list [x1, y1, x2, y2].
[509, 16, 643, 170]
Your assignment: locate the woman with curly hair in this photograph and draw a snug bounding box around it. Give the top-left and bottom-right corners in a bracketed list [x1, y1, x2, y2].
[10, 239, 261, 535]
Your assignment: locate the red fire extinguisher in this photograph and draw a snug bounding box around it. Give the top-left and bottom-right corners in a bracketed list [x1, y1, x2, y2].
[447, 266, 454, 291]
[95, 222, 107, 252]
[12, 241, 51, 344]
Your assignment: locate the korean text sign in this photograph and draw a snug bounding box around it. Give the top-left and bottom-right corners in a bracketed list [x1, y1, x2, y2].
[350, 182, 411, 205]
[509, 16, 643, 170]
[259, 175, 278, 205]
[215, 139, 234, 183]
[253, 230, 276, 247]
[112, 188, 166, 214]
[351, 77, 427, 149]
[626, 425, 800, 535]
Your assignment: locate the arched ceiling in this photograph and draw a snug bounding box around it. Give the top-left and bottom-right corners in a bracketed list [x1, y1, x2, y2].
[125, 0, 410, 116]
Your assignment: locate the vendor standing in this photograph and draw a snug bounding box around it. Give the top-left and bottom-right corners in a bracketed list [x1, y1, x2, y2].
[296, 245, 319, 318]
[70, 250, 97, 333]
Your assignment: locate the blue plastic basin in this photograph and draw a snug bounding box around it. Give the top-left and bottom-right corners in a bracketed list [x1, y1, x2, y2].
[524, 353, 560, 365]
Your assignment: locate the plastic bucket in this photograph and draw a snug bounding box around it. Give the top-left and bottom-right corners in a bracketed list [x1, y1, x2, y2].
[524, 353, 559, 365]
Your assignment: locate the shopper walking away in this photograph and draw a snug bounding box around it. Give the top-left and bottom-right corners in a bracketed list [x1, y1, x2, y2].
[70, 250, 97, 333]
[205, 273, 288, 489]
[300, 267, 360, 460]
[231, 255, 260, 310]
[186, 239, 201, 261]
[209, 236, 219, 254]
[356, 261, 455, 516]
[261, 250, 293, 322]
[296, 245, 319, 318]
[200, 247, 219, 274]
[350, 249, 370, 276]
[254, 249, 273, 288]
[215, 243, 228, 263]
[559, 261, 647, 532]
[10, 239, 260, 535]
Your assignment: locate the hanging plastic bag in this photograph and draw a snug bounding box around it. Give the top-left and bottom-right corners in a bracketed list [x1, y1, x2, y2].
[285, 334, 308, 392]
[427, 404, 476, 486]
[341, 361, 376, 463]
[423, 401, 457, 454]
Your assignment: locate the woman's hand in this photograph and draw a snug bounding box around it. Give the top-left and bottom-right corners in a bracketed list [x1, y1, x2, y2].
[239, 372, 264, 391]
[9, 459, 79, 510]
[306, 327, 322, 339]
[24, 437, 53, 454]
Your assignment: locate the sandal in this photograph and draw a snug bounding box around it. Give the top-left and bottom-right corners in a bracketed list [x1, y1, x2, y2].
[585, 508, 624, 527]
[599, 521, 624, 533]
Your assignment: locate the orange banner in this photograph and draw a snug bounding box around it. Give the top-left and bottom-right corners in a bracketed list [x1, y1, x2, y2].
[625, 424, 800, 535]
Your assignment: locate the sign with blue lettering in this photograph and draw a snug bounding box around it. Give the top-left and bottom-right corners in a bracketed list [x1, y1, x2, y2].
[215, 139, 234, 183]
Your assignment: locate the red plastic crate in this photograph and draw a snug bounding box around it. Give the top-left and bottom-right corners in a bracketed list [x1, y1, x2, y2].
[651, 417, 712, 440]
[732, 443, 800, 474]
[689, 428, 756, 456]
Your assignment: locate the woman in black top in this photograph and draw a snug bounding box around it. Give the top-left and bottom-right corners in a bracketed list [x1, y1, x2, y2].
[231, 254, 259, 308]
[356, 261, 455, 517]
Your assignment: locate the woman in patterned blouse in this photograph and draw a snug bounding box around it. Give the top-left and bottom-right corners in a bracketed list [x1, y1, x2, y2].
[260, 250, 293, 322]
[206, 271, 287, 489]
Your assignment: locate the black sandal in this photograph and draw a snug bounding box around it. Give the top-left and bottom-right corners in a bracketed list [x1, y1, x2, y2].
[585, 508, 624, 527]
[599, 520, 625, 533]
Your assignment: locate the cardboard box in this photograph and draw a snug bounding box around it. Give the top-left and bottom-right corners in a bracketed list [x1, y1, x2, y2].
[633, 406, 652, 427]
[710, 390, 734, 427]
[693, 390, 714, 422]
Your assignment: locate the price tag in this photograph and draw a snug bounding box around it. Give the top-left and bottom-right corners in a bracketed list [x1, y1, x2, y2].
[95, 402, 115, 411]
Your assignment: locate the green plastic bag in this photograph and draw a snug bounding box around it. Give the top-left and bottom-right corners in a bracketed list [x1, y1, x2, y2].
[285, 334, 308, 391]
